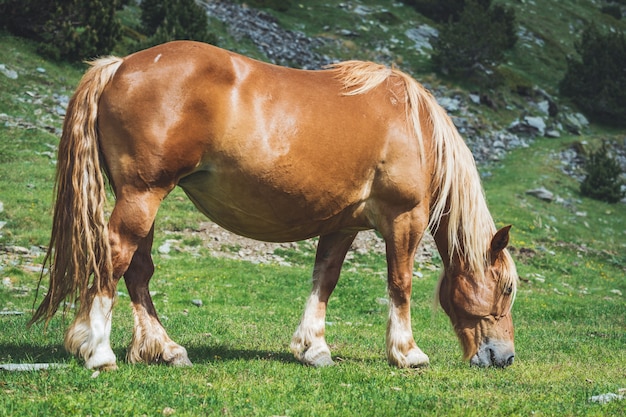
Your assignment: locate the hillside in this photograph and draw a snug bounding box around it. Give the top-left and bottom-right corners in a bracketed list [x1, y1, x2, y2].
[0, 3, 625, 415]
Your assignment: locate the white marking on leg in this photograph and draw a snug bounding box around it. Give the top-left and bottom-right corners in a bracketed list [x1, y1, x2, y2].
[128, 303, 191, 366]
[65, 295, 117, 370]
[290, 290, 333, 366]
[386, 301, 429, 368]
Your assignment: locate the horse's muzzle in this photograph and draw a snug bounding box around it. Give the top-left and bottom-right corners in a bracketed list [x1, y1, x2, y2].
[470, 340, 515, 368]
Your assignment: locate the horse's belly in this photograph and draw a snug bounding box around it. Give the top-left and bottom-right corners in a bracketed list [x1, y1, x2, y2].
[178, 168, 370, 242]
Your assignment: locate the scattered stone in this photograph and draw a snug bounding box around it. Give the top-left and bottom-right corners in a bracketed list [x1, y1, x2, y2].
[589, 392, 624, 404]
[562, 112, 589, 135]
[5, 245, 30, 255]
[437, 97, 461, 112]
[0, 311, 24, 316]
[404, 24, 438, 55]
[545, 129, 560, 138]
[526, 187, 555, 202]
[162, 407, 176, 416]
[202, 1, 332, 69]
[0, 64, 18, 80]
[0, 363, 68, 371]
[509, 115, 546, 136]
[191, 299, 203, 307]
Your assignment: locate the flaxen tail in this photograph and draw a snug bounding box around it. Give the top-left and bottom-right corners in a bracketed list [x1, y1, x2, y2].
[30, 56, 124, 326]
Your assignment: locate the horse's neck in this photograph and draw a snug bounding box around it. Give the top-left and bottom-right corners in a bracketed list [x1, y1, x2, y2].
[431, 214, 456, 270]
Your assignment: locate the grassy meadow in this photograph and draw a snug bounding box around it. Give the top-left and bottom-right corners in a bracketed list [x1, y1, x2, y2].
[1, 28, 625, 417]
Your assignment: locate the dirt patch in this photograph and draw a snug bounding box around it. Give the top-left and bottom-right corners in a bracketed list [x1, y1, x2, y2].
[162, 221, 438, 268]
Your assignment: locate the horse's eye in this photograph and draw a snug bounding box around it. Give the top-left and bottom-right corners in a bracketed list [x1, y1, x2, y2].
[504, 285, 513, 296]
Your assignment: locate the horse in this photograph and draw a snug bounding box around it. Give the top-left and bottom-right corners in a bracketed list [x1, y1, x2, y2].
[31, 41, 518, 370]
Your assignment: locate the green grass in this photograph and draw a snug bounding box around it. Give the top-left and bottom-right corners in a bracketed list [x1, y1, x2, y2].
[1, 30, 625, 416]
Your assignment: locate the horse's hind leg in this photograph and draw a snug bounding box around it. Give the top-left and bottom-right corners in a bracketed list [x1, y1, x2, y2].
[125, 225, 191, 366]
[291, 231, 356, 367]
[64, 189, 168, 370]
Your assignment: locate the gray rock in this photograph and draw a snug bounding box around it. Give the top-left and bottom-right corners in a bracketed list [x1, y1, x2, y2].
[438, 97, 461, 112]
[545, 129, 560, 138]
[537, 100, 550, 115]
[524, 116, 546, 136]
[526, 187, 555, 202]
[405, 24, 438, 54]
[0, 64, 18, 80]
[562, 112, 589, 135]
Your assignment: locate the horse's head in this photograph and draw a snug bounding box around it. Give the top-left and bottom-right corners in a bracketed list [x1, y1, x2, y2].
[437, 226, 517, 368]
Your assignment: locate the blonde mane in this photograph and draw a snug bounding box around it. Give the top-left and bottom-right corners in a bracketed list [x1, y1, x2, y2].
[330, 61, 516, 290]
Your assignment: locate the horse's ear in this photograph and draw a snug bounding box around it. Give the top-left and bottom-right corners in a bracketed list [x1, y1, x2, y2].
[490, 225, 512, 263]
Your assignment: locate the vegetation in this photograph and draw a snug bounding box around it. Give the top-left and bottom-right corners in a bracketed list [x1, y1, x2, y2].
[580, 143, 625, 204]
[0, 0, 625, 414]
[400, 0, 488, 22]
[0, 0, 126, 60]
[560, 24, 626, 126]
[430, 0, 517, 79]
[138, 0, 217, 49]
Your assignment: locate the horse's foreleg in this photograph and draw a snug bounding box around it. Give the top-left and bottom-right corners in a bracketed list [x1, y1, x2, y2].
[383, 209, 430, 368]
[125, 226, 191, 366]
[291, 232, 356, 367]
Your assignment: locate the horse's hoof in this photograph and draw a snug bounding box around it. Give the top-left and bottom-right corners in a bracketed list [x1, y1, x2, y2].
[97, 363, 119, 371]
[310, 354, 335, 367]
[169, 355, 193, 367]
[405, 348, 430, 368]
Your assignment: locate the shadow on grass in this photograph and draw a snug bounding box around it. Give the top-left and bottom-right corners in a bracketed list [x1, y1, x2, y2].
[0, 341, 378, 368]
[0, 342, 70, 363]
[186, 344, 298, 364]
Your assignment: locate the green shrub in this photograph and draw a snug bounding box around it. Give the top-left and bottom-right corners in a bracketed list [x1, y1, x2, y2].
[0, 0, 126, 60]
[138, 0, 217, 48]
[600, 5, 622, 19]
[560, 25, 626, 126]
[430, 0, 517, 78]
[580, 143, 625, 203]
[244, 0, 292, 12]
[400, 0, 489, 22]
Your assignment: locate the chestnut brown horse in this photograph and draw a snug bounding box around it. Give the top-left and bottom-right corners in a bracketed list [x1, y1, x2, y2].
[31, 41, 517, 370]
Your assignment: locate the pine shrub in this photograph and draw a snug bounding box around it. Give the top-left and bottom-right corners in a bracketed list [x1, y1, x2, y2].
[400, 0, 489, 22]
[139, 0, 216, 48]
[560, 25, 626, 126]
[580, 143, 625, 203]
[0, 0, 126, 60]
[430, 0, 516, 78]
[244, 0, 293, 12]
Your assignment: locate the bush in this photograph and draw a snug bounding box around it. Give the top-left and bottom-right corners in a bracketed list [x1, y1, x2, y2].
[431, 0, 517, 78]
[244, 0, 292, 12]
[0, 0, 126, 60]
[138, 0, 216, 48]
[400, 0, 489, 22]
[600, 5, 622, 19]
[580, 143, 625, 203]
[560, 25, 626, 126]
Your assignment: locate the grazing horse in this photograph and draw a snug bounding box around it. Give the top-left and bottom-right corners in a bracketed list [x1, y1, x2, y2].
[31, 41, 518, 370]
